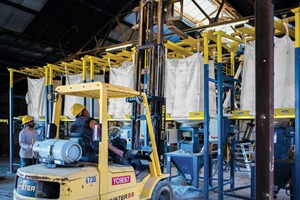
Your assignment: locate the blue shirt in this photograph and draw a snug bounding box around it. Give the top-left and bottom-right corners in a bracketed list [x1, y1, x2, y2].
[70, 116, 94, 138]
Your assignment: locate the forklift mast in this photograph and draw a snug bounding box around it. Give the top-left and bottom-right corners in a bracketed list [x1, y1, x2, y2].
[132, 0, 166, 165]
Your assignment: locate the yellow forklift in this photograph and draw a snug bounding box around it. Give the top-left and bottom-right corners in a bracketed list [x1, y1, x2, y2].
[13, 82, 173, 199]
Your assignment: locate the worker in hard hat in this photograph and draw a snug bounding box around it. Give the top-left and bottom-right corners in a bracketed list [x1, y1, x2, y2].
[19, 115, 38, 167]
[70, 103, 128, 164]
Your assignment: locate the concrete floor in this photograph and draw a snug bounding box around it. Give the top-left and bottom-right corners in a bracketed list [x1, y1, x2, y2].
[171, 169, 291, 200]
[0, 155, 17, 200]
[0, 155, 291, 200]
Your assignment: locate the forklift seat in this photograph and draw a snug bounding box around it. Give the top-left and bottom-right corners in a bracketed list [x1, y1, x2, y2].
[129, 150, 151, 172]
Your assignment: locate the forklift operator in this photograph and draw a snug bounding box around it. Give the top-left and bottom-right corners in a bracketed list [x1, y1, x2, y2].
[70, 103, 129, 165]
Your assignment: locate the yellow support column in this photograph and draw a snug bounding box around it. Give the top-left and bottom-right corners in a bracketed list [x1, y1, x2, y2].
[89, 57, 95, 81]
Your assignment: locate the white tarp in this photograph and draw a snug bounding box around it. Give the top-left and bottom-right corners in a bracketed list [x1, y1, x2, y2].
[241, 35, 295, 115]
[63, 73, 104, 119]
[63, 74, 82, 118]
[165, 53, 217, 118]
[240, 43, 255, 114]
[108, 60, 134, 118]
[26, 78, 62, 121]
[204, 60, 217, 115]
[275, 35, 295, 108]
[26, 77, 45, 120]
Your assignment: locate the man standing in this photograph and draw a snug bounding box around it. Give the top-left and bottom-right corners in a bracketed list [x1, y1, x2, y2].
[19, 115, 38, 167]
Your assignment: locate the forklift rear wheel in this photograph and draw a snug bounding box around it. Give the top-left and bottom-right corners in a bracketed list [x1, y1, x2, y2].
[151, 180, 173, 200]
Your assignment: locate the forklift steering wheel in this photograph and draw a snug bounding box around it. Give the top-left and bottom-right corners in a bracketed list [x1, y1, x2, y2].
[108, 126, 121, 140]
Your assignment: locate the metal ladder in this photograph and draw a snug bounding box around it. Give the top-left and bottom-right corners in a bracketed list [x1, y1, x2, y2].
[235, 142, 255, 171]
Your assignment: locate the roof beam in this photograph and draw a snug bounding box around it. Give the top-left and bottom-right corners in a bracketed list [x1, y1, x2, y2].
[212, 0, 242, 19]
[214, 0, 226, 22]
[77, 0, 136, 53]
[191, 0, 213, 24]
[116, 17, 128, 42]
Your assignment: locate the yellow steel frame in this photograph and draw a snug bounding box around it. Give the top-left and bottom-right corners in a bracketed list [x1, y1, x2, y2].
[44, 66, 49, 88]
[19, 67, 44, 78]
[8, 14, 298, 123]
[9, 69, 13, 88]
[165, 40, 194, 57]
[274, 16, 295, 37]
[236, 16, 296, 41]
[7, 67, 40, 78]
[202, 32, 209, 65]
[10, 13, 296, 79]
[58, 61, 83, 74]
[81, 57, 87, 82]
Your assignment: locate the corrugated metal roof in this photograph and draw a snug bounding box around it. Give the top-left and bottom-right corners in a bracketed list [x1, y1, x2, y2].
[10, 0, 48, 12]
[0, 3, 34, 33]
[0, 0, 47, 33]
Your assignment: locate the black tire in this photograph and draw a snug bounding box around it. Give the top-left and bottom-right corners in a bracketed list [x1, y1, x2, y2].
[151, 180, 173, 200]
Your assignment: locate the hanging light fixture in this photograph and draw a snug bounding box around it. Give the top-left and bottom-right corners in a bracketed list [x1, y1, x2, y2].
[105, 43, 133, 52]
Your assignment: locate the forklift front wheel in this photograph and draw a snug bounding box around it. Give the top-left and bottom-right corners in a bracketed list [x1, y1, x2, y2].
[151, 180, 173, 200]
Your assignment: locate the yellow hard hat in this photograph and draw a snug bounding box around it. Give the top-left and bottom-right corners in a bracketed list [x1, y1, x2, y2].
[71, 103, 85, 117]
[22, 115, 34, 125]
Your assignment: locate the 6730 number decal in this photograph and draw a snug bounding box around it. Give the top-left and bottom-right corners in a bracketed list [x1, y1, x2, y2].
[86, 176, 96, 184]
